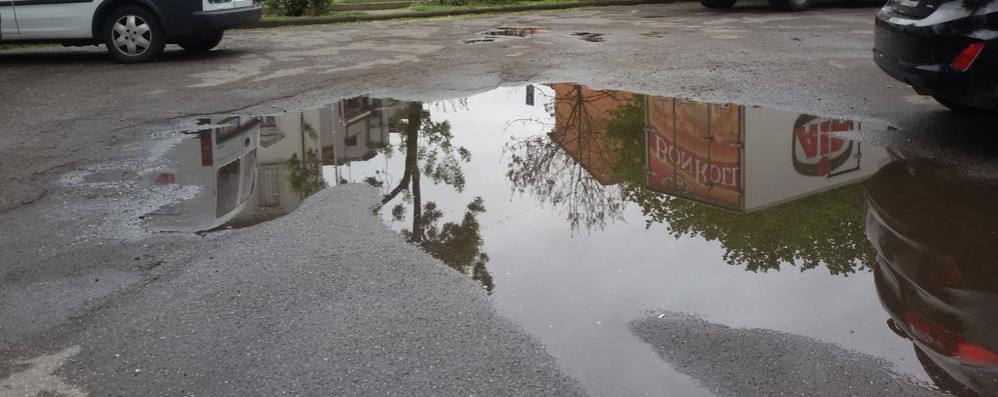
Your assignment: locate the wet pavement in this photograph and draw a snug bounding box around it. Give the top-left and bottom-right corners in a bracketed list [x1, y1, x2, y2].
[59, 83, 996, 396]
[4, 2, 998, 396]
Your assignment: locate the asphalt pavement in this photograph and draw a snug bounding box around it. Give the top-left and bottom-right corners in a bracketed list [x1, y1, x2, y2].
[1, 2, 994, 395]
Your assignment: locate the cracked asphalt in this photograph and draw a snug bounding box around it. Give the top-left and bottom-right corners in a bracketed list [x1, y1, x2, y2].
[2, 1, 996, 395]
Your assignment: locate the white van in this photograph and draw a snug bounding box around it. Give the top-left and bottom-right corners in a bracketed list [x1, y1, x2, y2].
[0, 0, 261, 63]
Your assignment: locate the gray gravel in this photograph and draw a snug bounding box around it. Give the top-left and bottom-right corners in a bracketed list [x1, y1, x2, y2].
[0, 185, 585, 396]
[631, 312, 941, 397]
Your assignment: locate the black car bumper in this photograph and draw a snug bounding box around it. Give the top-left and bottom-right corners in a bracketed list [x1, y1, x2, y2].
[191, 5, 263, 30]
[872, 47, 987, 103]
[873, 10, 998, 108]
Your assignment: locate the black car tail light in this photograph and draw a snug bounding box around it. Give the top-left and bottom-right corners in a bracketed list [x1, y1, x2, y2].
[950, 42, 985, 72]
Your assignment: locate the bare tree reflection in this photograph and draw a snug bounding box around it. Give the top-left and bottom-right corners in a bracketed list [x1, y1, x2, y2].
[505, 84, 627, 233]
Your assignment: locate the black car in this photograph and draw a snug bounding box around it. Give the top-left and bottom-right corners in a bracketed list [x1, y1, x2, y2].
[873, 0, 998, 112]
[867, 158, 998, 396]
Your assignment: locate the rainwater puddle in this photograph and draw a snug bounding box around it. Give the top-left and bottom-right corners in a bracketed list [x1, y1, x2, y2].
[464, 26, 548, 44]
[573, 32, 606, 42]
[133, 84, 998, 396]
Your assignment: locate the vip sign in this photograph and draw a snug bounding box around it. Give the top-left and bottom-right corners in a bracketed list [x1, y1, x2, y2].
[792, 115, 861, 178]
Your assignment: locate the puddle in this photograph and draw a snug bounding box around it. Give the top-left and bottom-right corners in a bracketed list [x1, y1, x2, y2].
[464, 26, 548, 44]
[573, 32, 606, 42]
[462, 38, 496, 44]
[130, 84, 998, 396]
[482, 26, 548, 37]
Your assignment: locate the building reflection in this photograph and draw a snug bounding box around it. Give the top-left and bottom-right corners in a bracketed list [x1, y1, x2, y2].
[142, 96, 494, 292]
[143, 96, 398, 231]
[506, 84, 629, 232]
[142, 116, 261, 232]
[867, 158, 998, 396]
[231, 97, 398, 227]
[508, 82, 891, 274]
[548, 83, 630, 185]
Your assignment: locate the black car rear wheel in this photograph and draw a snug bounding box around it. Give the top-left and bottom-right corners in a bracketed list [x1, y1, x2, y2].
[700, 0, 738, 8]
[933, 96, 996, 114]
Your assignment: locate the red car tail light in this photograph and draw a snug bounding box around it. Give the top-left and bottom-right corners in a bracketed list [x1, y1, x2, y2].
[905, 310, 998, 364]
[950, 42, 985, 72]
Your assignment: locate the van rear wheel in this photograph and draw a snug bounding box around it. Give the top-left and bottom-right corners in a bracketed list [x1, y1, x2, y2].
[103, 5, 165, 63]
[179, 30, 225, 54]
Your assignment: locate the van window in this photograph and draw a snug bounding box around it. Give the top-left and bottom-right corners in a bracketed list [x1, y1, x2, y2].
[216, 159, 242, 218]
[239, 149, 258, 206]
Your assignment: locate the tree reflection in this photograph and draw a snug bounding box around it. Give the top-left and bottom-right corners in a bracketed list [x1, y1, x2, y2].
[505, 84, 878, 275]
[377, 102, 494, 292]
[285, 117, 327, 199]
[505, 84, 626, 232]
[402, 197, 494, 293]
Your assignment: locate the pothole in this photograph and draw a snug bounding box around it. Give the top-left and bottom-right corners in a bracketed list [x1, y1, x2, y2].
[483, 26, 548, 37]
[463, 26, 548, 44]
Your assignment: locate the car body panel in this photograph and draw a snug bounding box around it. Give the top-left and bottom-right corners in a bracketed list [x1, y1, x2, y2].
[0, 0, 260, 43]
[873, 0, 998, 108]
[867, 159, 998, 396]
[14, 0, 99, 39]
[0, 1, 19, 37]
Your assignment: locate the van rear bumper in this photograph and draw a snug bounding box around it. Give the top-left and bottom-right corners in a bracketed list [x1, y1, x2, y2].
[190, 5, 263, 31]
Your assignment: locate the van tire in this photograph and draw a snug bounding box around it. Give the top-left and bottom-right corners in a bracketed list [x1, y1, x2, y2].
[700, 0, 738, 8]
[102, 5, 165, 63]
[179, 30, 225, 54]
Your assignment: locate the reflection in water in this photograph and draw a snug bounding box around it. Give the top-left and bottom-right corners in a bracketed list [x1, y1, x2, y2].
[138, 83, 998, 395]
[867, 158, 998, 396]
[506, 84, 627, 232]
[402, 197, 494, 293]
[376, 101, 493, 292]
[232, 97, 393, 228]
[630, 312, 940, 397]
[144, 97, 494, 292]
[509, 83, 889, 274]
[147, 85, 892, 283]
[143, 116, 261, 232]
